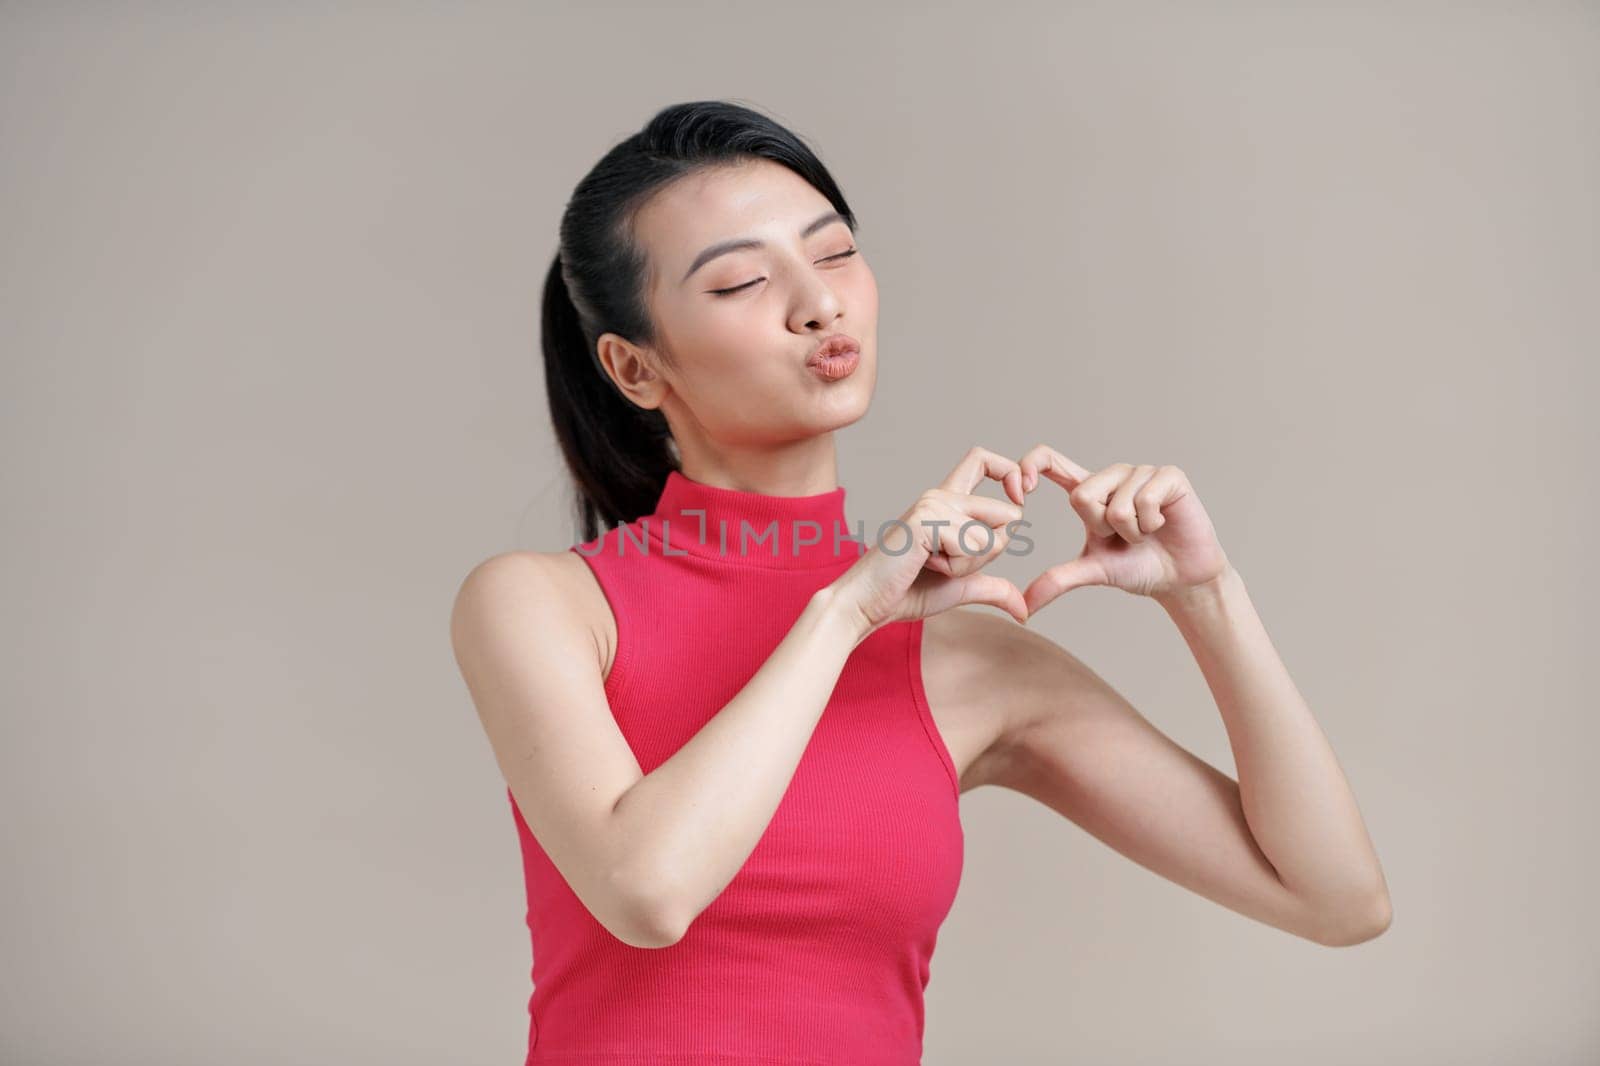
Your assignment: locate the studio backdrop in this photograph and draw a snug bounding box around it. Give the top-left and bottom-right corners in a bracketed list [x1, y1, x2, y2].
[1, 4, 1593, 1064]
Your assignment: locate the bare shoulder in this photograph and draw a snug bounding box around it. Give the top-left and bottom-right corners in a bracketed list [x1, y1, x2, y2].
[447, 548, 674, 946]
[919, 607, 1097, 793]
[450, 548, 615, 683]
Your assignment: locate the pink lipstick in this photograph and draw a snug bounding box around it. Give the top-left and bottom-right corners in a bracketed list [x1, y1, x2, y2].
[806, 334, 861, 381]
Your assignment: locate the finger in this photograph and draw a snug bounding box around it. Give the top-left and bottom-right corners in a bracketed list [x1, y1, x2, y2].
[921, 494, 1017, 574]
[953, 572, 1029, 624]
[953, 512, 1010, 567]
[1132, 465, 1177, 535]
[918, 489, 1023, 543]
[1017, 443, 1094, 496]
[939, 446, 1027, 507]
[1066, 462, 1133, 538]
[939, 518, 1011, 578]
[1106, 465, 1158, 542]
[1022, 557, 1104, 615]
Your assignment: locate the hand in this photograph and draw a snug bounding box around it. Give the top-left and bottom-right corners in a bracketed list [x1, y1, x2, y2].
[1016, 444, 1232, 614]
[833, 446, 1030, 637]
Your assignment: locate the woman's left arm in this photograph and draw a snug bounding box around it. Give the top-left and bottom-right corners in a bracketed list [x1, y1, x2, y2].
[980, 445, 1392, 947]
[1153, 564, 1393, 942]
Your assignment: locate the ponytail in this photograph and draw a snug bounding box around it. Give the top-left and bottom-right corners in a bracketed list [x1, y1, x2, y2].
[542, 252, 675, 543]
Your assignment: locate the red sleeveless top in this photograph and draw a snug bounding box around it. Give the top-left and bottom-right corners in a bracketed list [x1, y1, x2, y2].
[508, 470, 965, 1065]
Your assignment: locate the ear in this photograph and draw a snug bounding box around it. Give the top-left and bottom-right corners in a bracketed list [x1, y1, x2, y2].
[596, 332, 668, 411]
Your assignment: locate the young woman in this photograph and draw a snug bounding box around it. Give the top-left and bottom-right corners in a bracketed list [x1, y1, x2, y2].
[450, 100, 1391, 1065]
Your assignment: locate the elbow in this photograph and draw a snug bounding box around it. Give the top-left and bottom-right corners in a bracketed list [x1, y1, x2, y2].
[614, 903, 688, 950]
[603, 863, 692, 949]
[1358, 891, 1395, 943]
[1309, 890, 1393, 948]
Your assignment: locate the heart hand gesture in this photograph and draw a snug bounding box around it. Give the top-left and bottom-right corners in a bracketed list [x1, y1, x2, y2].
[1016, 444, 1233, 615]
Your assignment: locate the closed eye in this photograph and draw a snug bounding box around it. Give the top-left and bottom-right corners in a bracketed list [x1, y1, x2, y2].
[708, 247, 859, 297]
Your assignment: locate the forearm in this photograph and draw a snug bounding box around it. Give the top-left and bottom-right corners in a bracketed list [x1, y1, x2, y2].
[608, 584, 866, 939]
[1157, 566, 1390, 922]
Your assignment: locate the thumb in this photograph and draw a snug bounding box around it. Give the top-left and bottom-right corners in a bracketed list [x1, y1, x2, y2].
[951, 572, 1029, 625]
[1023, 558, 1102, 615]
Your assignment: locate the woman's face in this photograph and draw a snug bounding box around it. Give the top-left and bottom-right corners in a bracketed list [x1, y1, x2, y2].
[597, 159, 879, 450]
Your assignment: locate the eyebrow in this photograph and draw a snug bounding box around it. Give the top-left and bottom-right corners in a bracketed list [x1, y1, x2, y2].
[680, 209, 851, 285]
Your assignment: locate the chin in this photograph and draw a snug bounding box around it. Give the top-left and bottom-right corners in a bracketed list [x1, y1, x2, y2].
[810, 368, 874, 430]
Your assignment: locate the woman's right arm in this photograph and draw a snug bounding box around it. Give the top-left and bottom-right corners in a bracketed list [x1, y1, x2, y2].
[450, 448, 1029, 949]
[451, 552, 866, 949]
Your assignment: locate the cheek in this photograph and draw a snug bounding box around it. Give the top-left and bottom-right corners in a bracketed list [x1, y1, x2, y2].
[845, 267, 879, 320]
[672, 310, 786, 404]
[669, 303, 750, 369]
[701, 316, 772, 378]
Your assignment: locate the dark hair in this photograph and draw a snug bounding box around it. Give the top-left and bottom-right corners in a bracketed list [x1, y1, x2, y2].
[542, 100, 858, 543]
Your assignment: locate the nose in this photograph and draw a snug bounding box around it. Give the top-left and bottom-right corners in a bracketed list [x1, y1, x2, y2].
[788, 272, 844, 335]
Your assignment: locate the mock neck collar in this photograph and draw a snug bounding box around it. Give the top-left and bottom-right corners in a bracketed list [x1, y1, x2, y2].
[644, 469, 864, 569]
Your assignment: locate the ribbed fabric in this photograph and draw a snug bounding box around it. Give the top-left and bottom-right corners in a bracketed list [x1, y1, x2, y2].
[507, 470, 965, 1065]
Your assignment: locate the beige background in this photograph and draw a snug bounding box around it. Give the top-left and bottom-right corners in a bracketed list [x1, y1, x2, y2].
[3, 3, 1594, 1064]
